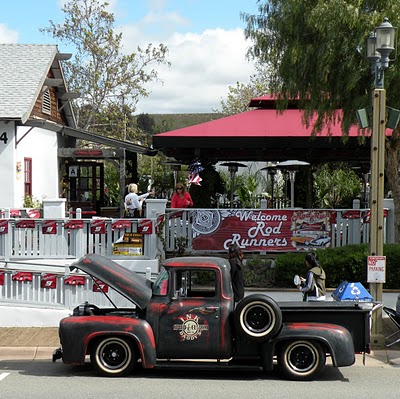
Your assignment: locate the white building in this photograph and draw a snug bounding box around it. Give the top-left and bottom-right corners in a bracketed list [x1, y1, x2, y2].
[0, 44, 155, 215]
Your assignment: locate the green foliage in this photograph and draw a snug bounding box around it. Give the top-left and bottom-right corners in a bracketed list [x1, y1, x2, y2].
[273, 252, 307, 288]
[216, 62, 272, 114]
[246, 244, 400, 289]
[41, 0, 170, 131]
[317, 245, 370, 287]
[241, 0, 400, 241]
[220, 164, 265, 208]
[22, 195, 42, 209]
[103, 163, 119, 206]
[382, 244, 400, 289]
[244, 255, 276, 287]
[314, 163, 361, 208]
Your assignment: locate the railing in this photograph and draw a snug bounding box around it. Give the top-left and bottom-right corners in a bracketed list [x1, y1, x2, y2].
[0, 199, 394, 309]
[0, 268, 152, 308]
[0, 217, 158, 261]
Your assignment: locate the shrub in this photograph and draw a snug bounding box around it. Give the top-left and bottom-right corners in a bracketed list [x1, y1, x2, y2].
[243, 255, 276, 288]
[244, 244, 400, 289]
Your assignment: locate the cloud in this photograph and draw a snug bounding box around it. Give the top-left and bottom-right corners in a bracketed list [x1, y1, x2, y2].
[121, 26, 254, 114]
[117, 0, 255, 114]
[0, 24, 19, 43]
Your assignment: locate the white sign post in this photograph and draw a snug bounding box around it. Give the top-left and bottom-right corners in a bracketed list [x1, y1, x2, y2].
[367, 256, 386, 283]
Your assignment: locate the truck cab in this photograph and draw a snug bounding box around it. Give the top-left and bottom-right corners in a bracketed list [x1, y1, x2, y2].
[147, 257, 235, 359]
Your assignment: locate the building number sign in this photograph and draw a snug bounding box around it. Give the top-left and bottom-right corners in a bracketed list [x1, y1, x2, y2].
[0, 132, 8, 144]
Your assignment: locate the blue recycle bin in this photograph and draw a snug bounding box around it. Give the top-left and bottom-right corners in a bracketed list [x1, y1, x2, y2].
[332, 281, 373, 302]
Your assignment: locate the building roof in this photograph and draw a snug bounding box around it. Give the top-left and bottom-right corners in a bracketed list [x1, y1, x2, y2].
[0, 44, 56, 122]
[152, 97, 380, 164]
[0, 44, 157, 157]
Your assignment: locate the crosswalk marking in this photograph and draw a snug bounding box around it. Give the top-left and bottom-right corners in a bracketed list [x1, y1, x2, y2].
[0, 373, 10, 381]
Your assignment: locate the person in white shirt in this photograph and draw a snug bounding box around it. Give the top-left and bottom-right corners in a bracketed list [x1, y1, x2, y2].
[124, 183, 143, 217]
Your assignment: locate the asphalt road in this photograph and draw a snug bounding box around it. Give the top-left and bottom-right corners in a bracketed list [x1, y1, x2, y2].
[0, 359, 399, 399]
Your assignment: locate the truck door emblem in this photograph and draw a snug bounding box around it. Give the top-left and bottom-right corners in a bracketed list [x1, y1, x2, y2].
[173, 314, 209, 341]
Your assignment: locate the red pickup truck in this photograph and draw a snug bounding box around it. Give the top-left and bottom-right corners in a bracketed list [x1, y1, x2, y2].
[53, 254, 371, 380]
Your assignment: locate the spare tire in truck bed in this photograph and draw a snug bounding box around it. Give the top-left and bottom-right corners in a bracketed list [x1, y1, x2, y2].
[234, 294, 282, 342]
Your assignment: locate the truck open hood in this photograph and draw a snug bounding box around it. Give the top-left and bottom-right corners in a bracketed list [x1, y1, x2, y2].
[70, 253, 152, 309]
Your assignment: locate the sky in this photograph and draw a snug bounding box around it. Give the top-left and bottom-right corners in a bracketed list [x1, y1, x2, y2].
[0, 0, 260, 114]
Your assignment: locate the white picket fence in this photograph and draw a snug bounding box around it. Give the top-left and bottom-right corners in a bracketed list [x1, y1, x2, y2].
[0, 199, 395, 309]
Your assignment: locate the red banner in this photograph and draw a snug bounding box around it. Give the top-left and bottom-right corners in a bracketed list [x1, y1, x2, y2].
[16, 220, 35, 229]
[92, 278, 109, 293]
[156, 214, 165, 233]
[0, 271, 4, 286]
[64, 220, 83, 229]
[112, 219, 131, 229]
[42, 220, 57, 234]
[91, 219, 106, 234]
[26, 208, 41, 218]
[41, 273, 57, 289]
[0, 220, 8, 235]
[10, 209, 21, 217]
[12, 271, 33, 282]
[64, 275, 85, 285]
[138, 219, 153, 234]
[191, 209, 334, 252]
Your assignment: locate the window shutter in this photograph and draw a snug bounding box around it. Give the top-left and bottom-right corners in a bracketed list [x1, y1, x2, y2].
[42, 89, 51, 115]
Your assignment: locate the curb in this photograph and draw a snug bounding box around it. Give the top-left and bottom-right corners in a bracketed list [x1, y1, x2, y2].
[0, 346, 56, 361]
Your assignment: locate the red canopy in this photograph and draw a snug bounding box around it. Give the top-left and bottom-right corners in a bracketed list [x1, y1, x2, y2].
[152, 96, 375, 164]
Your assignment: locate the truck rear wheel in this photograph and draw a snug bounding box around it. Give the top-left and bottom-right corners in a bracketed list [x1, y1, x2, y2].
[278, 340, 326, 381]
[90, 336, 136, 377]
[234, 294, 282, 342]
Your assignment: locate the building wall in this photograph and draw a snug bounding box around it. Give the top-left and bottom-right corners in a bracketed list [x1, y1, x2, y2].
[0, 123, 59, 209]
[0, 121, 17, 208]
[15, 126, 59, 207]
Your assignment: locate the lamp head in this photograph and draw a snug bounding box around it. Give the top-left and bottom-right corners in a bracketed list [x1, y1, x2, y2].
[375, 17, 397, 68]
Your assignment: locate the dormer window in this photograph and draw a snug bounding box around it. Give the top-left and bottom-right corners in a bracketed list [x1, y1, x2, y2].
[42, 88, 51, 115]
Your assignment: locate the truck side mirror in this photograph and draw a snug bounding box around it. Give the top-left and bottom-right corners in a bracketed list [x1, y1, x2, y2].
[172, 290, 180, 300]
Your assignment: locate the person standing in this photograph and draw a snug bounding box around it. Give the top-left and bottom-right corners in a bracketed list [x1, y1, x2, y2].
[124, 183, 143, 217]
[170, 183, 193, 208]
[228, 244, 245, 302]
[297, 253, 326, 301]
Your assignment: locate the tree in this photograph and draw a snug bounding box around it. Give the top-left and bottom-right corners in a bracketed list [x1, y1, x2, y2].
[40, 0, 170, 132]
[242, 0, 400, 241]
[216, 63, 271, 115]
[314, 164, 361, 208]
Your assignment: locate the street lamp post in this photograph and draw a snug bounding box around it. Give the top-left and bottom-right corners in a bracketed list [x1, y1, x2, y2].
[261, 163, 277, 207]
[221, 162, 247, 205]
[366, 18, 397, 344]
[276, 160, 310, 208]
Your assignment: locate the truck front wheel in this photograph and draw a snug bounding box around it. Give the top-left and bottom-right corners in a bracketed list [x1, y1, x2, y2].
[235, 294, 282, 342]
[90, 336, 136, 377]
[278, 340, 326, 381]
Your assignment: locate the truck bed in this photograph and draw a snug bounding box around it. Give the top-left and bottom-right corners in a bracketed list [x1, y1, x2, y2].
[278, 301, 372, 353]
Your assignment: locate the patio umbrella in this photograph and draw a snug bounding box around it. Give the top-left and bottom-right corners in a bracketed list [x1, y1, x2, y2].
[220, 162, 247, 205]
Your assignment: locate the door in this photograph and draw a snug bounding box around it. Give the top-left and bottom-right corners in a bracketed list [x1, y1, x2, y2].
[67, 162, 104, 214]
[156, 268, 222, 359]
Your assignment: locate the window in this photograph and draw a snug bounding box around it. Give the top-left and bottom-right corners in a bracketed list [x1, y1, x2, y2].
[176, 269, 216, 298]
[24, 158, 32, 197]
[152, 268, 169, 296]
[42, 88, 51, 115]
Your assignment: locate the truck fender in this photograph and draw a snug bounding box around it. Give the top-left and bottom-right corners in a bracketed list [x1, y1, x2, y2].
[234, 294, 282, 342]
[59, 316, 157, 368]
[274, 322, 355, 367]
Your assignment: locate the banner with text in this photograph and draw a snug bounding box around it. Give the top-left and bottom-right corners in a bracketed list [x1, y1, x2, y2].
[191, 209, 335, 252]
